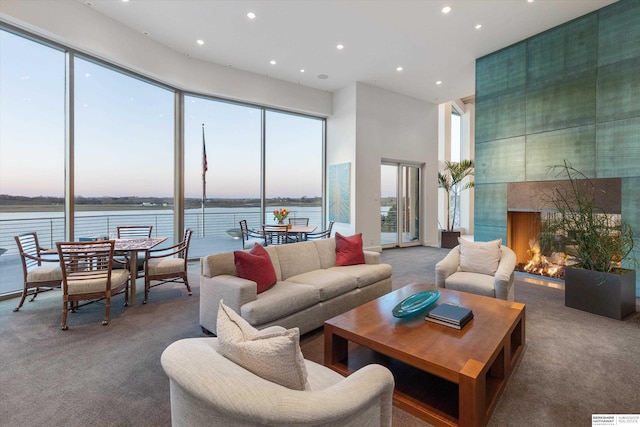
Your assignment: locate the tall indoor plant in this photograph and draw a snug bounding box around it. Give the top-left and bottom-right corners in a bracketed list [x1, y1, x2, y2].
[543, 160, 636, 320]
[437, 159, 474, 248]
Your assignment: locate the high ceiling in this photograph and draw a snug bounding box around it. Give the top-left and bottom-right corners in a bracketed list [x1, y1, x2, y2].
[81, 0, 616, 103]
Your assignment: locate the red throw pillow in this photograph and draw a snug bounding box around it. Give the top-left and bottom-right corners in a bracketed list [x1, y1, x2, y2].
[335, 232, 365, 266]
[234, 244, 277, 294]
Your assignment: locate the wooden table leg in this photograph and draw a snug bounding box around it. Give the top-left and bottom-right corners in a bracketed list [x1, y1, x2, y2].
[459, 359, 485, 427]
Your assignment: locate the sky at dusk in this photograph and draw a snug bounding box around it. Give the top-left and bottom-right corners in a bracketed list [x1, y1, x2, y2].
[0, 29, 323, 200]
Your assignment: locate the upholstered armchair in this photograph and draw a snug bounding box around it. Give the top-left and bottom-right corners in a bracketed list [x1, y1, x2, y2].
[435, 239, 517, 301]
[161, 337, 394, 427]
[165, 300, 393, 427]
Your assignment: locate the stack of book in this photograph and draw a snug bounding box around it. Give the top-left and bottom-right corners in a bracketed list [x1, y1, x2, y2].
[425, 303, 474, 329]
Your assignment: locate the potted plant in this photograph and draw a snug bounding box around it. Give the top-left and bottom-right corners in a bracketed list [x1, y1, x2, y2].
[543, 160, 636, 320]
[437, 159, 474, 248]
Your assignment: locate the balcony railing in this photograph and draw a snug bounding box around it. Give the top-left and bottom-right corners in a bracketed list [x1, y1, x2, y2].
[0, 208, 322, 295]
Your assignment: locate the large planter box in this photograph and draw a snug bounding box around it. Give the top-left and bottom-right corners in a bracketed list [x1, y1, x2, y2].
[564, 266, 637, 320]
[439, 230, 461, 249]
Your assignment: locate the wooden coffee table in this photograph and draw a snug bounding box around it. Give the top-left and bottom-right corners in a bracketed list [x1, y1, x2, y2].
[324, 283, 525, 427]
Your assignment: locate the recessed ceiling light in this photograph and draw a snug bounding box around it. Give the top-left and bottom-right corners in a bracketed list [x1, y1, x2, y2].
[196, 40, 204, 45]
[441, 6, 451, 14]
[396, 66, 404, 71]
[270, 60, 277, 65]
[184, 52, 191, 57]
[336, 44, 344, 50]
[84, 1, 93, 6]
[247, 12, 256, 19]
[318, 74, 328, 80]
[300, 69, 305, 73]
[121, 0, 129, 2]
[143, 31, 150, 36]
[475, 24, 482, 30]
[527, 0, 534, 3]
[436, 80, 442, 85]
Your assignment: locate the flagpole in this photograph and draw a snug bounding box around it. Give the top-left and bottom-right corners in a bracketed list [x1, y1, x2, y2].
[202, 123, 207, 237]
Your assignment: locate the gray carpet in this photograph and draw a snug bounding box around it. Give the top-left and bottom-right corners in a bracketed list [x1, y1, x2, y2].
[1, 246, 639, 426]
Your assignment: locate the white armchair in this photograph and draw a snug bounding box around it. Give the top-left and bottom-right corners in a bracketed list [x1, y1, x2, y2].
[435, 239, 517, 301]
[161, 337, 395, 427]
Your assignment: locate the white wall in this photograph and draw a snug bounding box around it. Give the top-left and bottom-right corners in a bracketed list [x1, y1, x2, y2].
[326, 84, 358, 238]
[0, 0, 332, 117]
[328, 83, 438, 251]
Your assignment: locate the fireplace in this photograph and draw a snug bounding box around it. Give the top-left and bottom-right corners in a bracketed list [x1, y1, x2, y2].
[507, 178, 622, 280]
[508, 211, 568, 279]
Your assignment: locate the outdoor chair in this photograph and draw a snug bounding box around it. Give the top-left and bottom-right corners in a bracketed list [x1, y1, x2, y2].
[262, 224, 290, 245]
[288, 217, 309, 226]
[13, 232, 63, 312]
[114, 225, 153, 277]
[239, 219, 264, 249]
[306, 221, 335, 240]
[56, 240, 129, 330]
[143, 229, 193, 304]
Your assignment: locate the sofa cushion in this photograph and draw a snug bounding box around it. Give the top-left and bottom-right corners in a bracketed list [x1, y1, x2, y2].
[241, 282, 320, 325]
[217, 301, 309, 390]
[286, 270, 358, 301]
[275, 241, 321, 280]
[335, 232, 365, 266]
[458, 238, 501, 276]
[312, 238, 337, 269]
[445, 271, 496, 298]
[328, 263, 392, 288]
[234, 243, 277, 294]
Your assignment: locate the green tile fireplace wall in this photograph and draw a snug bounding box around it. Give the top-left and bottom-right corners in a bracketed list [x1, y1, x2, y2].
[474, 0, 640, 295]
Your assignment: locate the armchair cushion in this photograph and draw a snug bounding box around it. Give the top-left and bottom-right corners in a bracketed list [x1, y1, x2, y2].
[217, 301, 309, 391]
[335, 232, 365, 266]
[234, 243, 277, 294]
[26, 265, 62, 282]
[458, 238, 501, 276]
[147, 258, 184, 275]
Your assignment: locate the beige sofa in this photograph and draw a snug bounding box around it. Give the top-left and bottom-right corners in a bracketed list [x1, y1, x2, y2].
[200, 238, 392, 335]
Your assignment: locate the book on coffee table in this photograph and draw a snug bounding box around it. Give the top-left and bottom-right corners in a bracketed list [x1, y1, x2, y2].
[425, 303, 474, 329]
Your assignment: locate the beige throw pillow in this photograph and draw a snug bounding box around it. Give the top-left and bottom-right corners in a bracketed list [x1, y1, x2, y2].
[216, 300, 309, 390]
[458, 238, 502, 276]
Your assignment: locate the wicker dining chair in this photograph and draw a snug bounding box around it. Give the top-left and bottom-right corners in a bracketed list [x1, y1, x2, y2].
[306, 221, 335, 240]
[56, 240, 129, 330]
[143, 229, 193, 304]
[13, 232, 62, 312]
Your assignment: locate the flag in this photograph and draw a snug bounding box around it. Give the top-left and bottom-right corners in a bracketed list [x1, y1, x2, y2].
[202, 123, 208, 177]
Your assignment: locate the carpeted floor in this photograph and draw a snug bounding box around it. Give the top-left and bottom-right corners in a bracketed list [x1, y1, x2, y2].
[1, 246, 639, 426]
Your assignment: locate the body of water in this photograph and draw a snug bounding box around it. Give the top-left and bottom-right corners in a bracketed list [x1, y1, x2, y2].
[0, 206, 323, 256]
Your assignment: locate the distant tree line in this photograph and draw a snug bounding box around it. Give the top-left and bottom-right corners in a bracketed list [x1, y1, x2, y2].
[0, 194, 322, 209]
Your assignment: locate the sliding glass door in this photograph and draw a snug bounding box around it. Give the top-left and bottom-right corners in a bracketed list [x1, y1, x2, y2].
[380, 162, 421, 248]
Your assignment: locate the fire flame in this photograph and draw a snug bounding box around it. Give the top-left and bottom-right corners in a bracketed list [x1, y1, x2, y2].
[517, 238, 565, 279]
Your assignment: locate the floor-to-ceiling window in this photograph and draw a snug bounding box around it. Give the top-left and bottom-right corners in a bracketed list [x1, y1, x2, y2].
[184, 95, 262, 256]
[74, 58, 175, 242]
[0, 25, 325, 297]
[0, 29, 65, 295]
[264, 110, 323, 229]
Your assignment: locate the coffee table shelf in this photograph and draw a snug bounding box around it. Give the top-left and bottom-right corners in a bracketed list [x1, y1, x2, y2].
[324, 284, 525, 427]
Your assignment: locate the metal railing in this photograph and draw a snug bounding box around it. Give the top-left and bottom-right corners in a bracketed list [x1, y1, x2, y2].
[0, 208, 323, 295]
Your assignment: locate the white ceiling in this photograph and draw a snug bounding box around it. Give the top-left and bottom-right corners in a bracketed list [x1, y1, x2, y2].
[81, 0, 616, 103]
